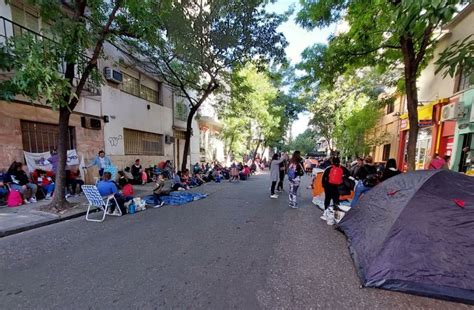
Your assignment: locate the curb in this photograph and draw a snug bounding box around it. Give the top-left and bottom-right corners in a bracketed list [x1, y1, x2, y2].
[0, 209, 89, 238]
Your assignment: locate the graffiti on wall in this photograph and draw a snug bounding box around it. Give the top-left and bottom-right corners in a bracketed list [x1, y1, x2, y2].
[108, 135, 122, 147]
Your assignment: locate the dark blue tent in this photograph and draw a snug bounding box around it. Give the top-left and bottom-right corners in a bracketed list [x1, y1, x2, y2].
[338, 170, 474, 304]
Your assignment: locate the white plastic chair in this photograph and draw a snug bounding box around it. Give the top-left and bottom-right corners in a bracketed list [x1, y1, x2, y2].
[82, 185, 122, 222]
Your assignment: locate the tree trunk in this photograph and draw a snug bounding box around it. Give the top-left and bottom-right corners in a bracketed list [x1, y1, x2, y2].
[405, 74, 419, 172]
[181, 108, 196, 172]
[401, 36, 420, 172]
[253, 138, 262, 161]
[48, 107, 72, 211]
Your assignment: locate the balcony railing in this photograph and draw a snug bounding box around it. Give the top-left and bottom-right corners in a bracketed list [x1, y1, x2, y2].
[0, 16, 100, 96]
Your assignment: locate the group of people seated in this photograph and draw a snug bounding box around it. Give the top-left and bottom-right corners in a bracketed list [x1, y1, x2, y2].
[315, 155, 403, 221]
[0, 160, 85, 206]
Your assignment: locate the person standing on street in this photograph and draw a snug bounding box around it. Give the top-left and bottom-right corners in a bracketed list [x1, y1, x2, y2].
[276, 153, 287, 192]
[270, 153, 285, 198]
[86, 150, 112, 178]
[287, 151, 304, 209]
[321, 157, 348, 220]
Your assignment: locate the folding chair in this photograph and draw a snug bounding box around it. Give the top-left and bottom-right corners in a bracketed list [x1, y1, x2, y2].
[82, 185, 122, 222]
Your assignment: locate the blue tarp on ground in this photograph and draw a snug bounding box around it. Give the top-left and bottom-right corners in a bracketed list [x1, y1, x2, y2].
[143, 192, 207, 206]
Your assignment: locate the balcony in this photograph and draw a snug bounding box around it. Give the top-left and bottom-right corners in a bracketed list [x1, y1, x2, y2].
[0, 16, 100, 96]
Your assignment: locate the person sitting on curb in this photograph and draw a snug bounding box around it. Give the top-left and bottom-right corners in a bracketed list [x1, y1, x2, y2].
[351, 155, 378, 208]
[6, 162, 38, 204]
[153, 172, 173, 208]
[35, 169, 55, 200]
[0, 170, 8, 205]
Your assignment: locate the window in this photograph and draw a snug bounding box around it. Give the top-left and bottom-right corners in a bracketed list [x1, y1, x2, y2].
[140, 85, 158, 103]
[458, 69, 474, 92]
[124, 128, 164, 156]
[386, 101, 395, 114]
[121, 72, 140, 97]
[11, 2, 40, 35]
[175, 99, 189, 121]
[120, 72, 160, 104]
[382, 144, 391, 162]
[21, 120, 76, 153]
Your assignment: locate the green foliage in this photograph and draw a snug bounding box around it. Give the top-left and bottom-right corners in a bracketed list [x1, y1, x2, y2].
[307, 69, 389, 158]
[0, 34, 72, 105]
[220, 63, 291, 158]
[297, 0, 460, 88]
[134, 0, 288, 108]
[297, 0, 467, 169]
[0, 0, 163, 107]
[286, 129, 316, 155]
[435, 34, 474, 82]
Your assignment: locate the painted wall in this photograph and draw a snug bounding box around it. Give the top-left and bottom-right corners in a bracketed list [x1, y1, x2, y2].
[0, 1, 12, 20]
[371, 96, 404, 162]
[418, 6, 474, 102]
[101, 86, 174, 169]
[0, 100, 104, 184]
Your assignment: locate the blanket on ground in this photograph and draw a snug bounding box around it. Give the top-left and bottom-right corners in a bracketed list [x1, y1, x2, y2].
[143, 192, 207, 206]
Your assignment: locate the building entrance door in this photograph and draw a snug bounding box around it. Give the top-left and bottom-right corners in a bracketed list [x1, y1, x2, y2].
[459, 133, 473, 173]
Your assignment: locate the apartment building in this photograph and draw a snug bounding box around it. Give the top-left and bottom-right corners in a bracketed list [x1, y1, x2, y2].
[370, 95, 405, 164]
[400, 3, 474, 172]
[0, 0, 200, 176]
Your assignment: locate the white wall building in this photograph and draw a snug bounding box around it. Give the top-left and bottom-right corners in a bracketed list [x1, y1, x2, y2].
[197, 96, 226, 163]
[0, 0, 201, 174]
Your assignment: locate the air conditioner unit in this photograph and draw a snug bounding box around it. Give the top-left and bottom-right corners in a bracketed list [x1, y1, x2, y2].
[165, 135, 175, 144]
[81, 116, 102, 130]
[104, 67, 123, 84]
[441, 102, 462, 121]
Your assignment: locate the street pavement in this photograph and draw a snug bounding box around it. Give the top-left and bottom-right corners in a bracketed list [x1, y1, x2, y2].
[0, 173, 470, 309]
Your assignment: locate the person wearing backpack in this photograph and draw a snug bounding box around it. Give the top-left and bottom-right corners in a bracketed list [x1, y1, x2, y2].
[287, 151, 305, 209]
[321, 157, 348, 220]
[350, 155, 378, 208]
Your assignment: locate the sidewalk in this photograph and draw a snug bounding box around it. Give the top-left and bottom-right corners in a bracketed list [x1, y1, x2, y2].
[0, 178, 229, 238]
[0, 183, 155, 238]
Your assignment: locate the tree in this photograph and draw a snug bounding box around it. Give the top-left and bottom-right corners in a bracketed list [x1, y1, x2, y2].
[435, 34, 474, 83]
[0, 0, 162, 210]
[303, 69, 392, 158]
[220, 63, 286, 159]
[297, 0, 466, 171]
[287, 129, 316, 155]
[134, 0, 287, 171]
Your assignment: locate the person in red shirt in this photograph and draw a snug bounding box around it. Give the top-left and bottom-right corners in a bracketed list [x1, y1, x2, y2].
[428, 153, 446, 170]
[66, 167, 85, 196]
[35, 169, 55, 200]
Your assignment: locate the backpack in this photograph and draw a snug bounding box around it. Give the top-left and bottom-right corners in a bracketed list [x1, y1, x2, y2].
[7, 190, 23, 207]
[288, 164, 297, 181]
[122, 183, 134, 197]
[363, 174, 379, 188]
[328, 165, 344, 185]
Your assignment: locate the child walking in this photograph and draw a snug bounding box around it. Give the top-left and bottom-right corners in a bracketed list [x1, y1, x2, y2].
[287, 151, 304, 209]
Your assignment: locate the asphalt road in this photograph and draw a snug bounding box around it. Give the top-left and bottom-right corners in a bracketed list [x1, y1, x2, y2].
[0, 173, 470, 309]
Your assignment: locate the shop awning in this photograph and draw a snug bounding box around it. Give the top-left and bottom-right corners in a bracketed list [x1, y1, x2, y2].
[400, 99, 448, 130]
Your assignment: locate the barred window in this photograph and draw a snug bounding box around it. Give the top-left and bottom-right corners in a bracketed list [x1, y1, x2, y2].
[124, 128, 164, 156]
[21, 120, 76, 153]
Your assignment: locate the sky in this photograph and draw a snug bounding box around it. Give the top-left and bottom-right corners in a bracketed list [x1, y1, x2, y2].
[266, 0, 336, 138]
